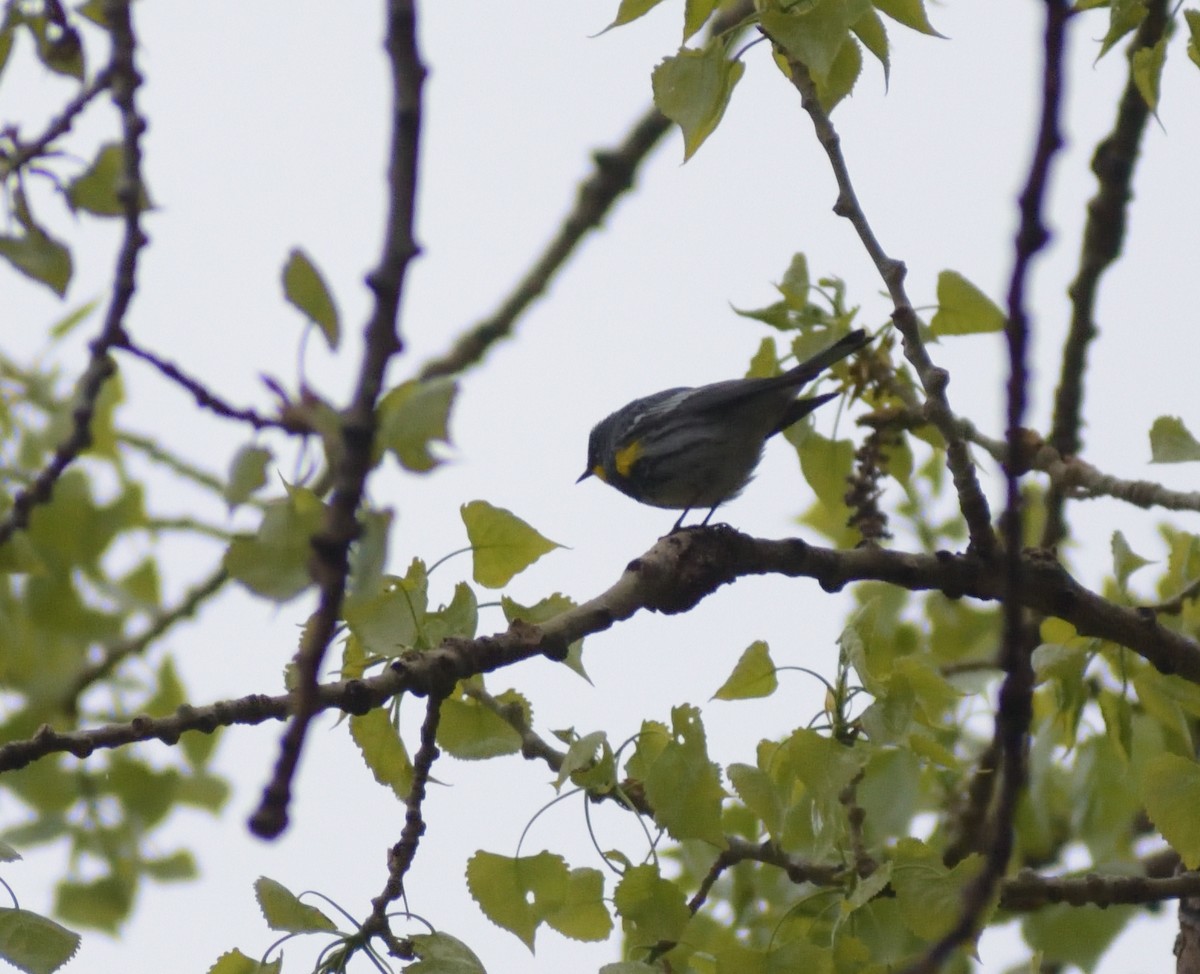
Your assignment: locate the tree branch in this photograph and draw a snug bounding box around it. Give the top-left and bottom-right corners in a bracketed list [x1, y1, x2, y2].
[365, 693, 445, 944]
[906, 1, 1071, 966]
[416, 0, 754, 381]
[770, 53, 997, 558]
[0, 0, 148, 550]
[250, 0, 426, 839]
[7, 525, 1200, 774]
[1042, 0, 1168, 548]
[115, 338, 296, 431]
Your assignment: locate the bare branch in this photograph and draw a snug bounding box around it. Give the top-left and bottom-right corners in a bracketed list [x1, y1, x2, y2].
[366, 693, 445, 942]
[116, 339, 296, 431]
[251, 0, 426, 840]
[1043, 0, 1169, 547]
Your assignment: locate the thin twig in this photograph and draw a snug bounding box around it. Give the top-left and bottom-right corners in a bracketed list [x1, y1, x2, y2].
[365, 693, 445, 943]
[2, 67, 114, 172]
[771, 54, 997, 557]
[0, 0, 148, 550]
[65, 566, 229, 707]
[416, 0, 754, 381]
[116, 339, 294, 431]
[1042, 0, 1168, 548]
[250, 0, 425, 840]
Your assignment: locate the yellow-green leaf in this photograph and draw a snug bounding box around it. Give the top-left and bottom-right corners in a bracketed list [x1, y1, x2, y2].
[66, 143, 152, 216]
[377, 379, 457, 472]
[465, 851, 570, 950]
[253, 877, 337, 934]
[1142, 753, 1200, 868]
[1132, 37, 1166, 112]
[930, 270, 1005, 336]
[405, 933, 487, 974]
[872, 0, 945, 37]
[350, 707, 414, 798]
[1149, 416, 1200, 463]
[282, 248, 340, 350]
[461, 501, 560, 589]
[0, 229, 72, 297]
[714, 640, 778, 700]
[0, 908, 80, 974]
[761, 0, 870, 81]
[222, 485, 324, 602]
[208, 948, 282, 974]
[224, 445, 272, 510]
[1186, 10, 1200, 69]
[651, 41, 745, 161]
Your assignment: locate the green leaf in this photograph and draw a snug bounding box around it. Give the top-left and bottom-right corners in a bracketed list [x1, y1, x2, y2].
[48, 297, 100, 339]
[437, 692, 524, 760]
[378, 379, 457, 472]
[502, 592, 586, 678]
[544, 868, 613, 942]
[66, 144, 152, 216]
[1186, 10, 1200, 70]
[814, 33, 863, 111]
[465, 851, 570, 950]
[0, 908, 80, 974]
[714, 640, 778, 700]
[1149, 416, 1200, 462]
[930, 270, 1005, 336]
[461, 501, 560, 589]
[1141, 753, 1200, 868]
[727, 762, 783, 838]
[1098, 0, 1146, 60]
[54, 877, 132, 933]
[224, 445, 272, 509]
[404, 932, 487, 974]
[683, 0, 718, 41]
[282, 248, 340, 350]
[1132, 37, 1166, 112]
[1022, 902, 1136, 973]
[651, 41, 745, 160]
[223, 485, 324, 601]
[599, 964, 661, 974]
[253, 877, 338, 933]
[606, 0, 668, 29]
[797, 429, 855, 511]
[142, 850, 198, 881]
[0, 842, 20, 863]
[612, 863, 691, 944]
[344, 559, 429, 654]
[0, 229, 72, 296]
[640, 705, 726, 845]
[350, 707, 414, 798]
[891, 839, 988, 941]
[208, 949, 282, 974]
[761, 0, 870, 81]
[872, 0, 945, 37]
[852, 7, 889, 83]
[1111, 530, 1152, 589]
[554, 730, 611, 791]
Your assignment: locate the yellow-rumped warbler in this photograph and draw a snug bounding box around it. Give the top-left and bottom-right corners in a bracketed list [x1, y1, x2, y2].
[577, 328, 869, 529]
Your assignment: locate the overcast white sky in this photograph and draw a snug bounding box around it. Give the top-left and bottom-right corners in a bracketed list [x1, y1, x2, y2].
[4, 1, 1200, 971]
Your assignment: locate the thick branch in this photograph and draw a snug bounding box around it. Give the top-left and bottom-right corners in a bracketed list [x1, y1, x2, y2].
[250, 0, 426, 839]
[905, 2, 1071, 965]
[7, 526, 1200, 774]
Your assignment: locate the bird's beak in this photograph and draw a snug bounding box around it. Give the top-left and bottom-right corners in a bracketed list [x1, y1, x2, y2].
[576, 469, 593, 484]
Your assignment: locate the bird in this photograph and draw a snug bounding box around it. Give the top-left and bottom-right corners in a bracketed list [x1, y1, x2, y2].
[577, 328, 870, 530]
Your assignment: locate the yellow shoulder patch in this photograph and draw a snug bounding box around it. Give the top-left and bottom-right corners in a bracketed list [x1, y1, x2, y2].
[614, 439, 644, 478]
